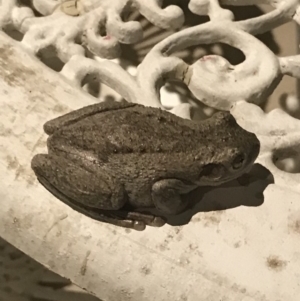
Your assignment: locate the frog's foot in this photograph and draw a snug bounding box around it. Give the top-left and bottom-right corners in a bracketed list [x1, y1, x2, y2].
[101, 211, 166, 231]
[102, 214, 147, 231]
[114, 211, 166, 228]
[126, 212, 166, 227]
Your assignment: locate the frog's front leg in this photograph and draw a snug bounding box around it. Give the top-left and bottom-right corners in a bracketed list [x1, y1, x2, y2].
[151, 179, 197, 215]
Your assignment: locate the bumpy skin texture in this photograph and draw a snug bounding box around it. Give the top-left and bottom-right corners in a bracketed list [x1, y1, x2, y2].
[31, 100, 260, 230]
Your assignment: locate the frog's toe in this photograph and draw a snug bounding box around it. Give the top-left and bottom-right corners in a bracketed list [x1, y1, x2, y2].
[124, 212, 165, 227]
[31, 154, 48, 174]
[150, 217, 166, 227]
[133, 221, 146, 231]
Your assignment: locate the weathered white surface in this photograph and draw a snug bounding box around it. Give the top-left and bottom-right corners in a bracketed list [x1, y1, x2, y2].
[1, 31, 300, 301]
[0, 237, 99, 301]
[1, 1, 300, 301]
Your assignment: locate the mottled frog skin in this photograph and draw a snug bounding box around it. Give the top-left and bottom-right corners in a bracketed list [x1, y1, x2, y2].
[31, 100, 260, 230]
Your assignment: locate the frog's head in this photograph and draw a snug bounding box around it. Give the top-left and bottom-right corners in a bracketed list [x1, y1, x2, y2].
[197, 111, 260, 186]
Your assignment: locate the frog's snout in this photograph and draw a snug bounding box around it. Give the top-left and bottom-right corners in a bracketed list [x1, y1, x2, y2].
[249, 135, 260, 162]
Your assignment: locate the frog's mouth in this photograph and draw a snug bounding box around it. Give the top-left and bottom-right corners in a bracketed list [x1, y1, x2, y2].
[198, 163, 227, 186]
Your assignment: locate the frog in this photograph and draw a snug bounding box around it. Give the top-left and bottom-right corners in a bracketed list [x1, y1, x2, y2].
[31, 100, 260, 231]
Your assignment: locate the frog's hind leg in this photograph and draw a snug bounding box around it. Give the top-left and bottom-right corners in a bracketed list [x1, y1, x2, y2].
[37, 175, 147, 230]
[32, 154, 145, 230]
[31, 154, 164, 230]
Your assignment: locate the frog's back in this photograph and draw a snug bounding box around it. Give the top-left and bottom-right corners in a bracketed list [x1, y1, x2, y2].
[97, 105, 198, 153]
[53, 103, 201, 156]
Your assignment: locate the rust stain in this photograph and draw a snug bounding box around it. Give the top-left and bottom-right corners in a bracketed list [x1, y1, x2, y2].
[234, 241, 241, 248]
[26, 174, 37, 187]
[0, 45, 36, 88]
[6, 155, 36, 185]
[202, 211, 224, 227]
[158, 232, 174, 252]
[266, 255, 287, 272]
[140, 265, 151, 275]
[30, 134, 46, 155]
[6, 155, 19, 170]
[180, 294, 188, 301]
[53, 104, 68, 113]
[6, 155, 28, 181]
[187, 243, 203, 257]
[0, 124, 12, 137]
[44, 214, 68, 239]
[12, 216, 21, 228]
[288, 219, 300, 235]
[80, 250, 91, 276]
[14, 164, 26, 180]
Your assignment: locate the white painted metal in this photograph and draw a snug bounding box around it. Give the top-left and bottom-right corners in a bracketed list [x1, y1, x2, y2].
[0, 1, 300, 301]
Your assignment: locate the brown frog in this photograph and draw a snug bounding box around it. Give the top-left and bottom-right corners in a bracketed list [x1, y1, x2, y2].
[31, 100, 260, 230]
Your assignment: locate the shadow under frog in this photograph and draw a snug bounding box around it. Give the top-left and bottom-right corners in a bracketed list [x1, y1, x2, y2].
[31, 100, 261, 231]
[148, 163, 274, 226]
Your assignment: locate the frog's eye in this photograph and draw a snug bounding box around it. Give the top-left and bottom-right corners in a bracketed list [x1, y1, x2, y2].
[232, 154, 245, 170]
